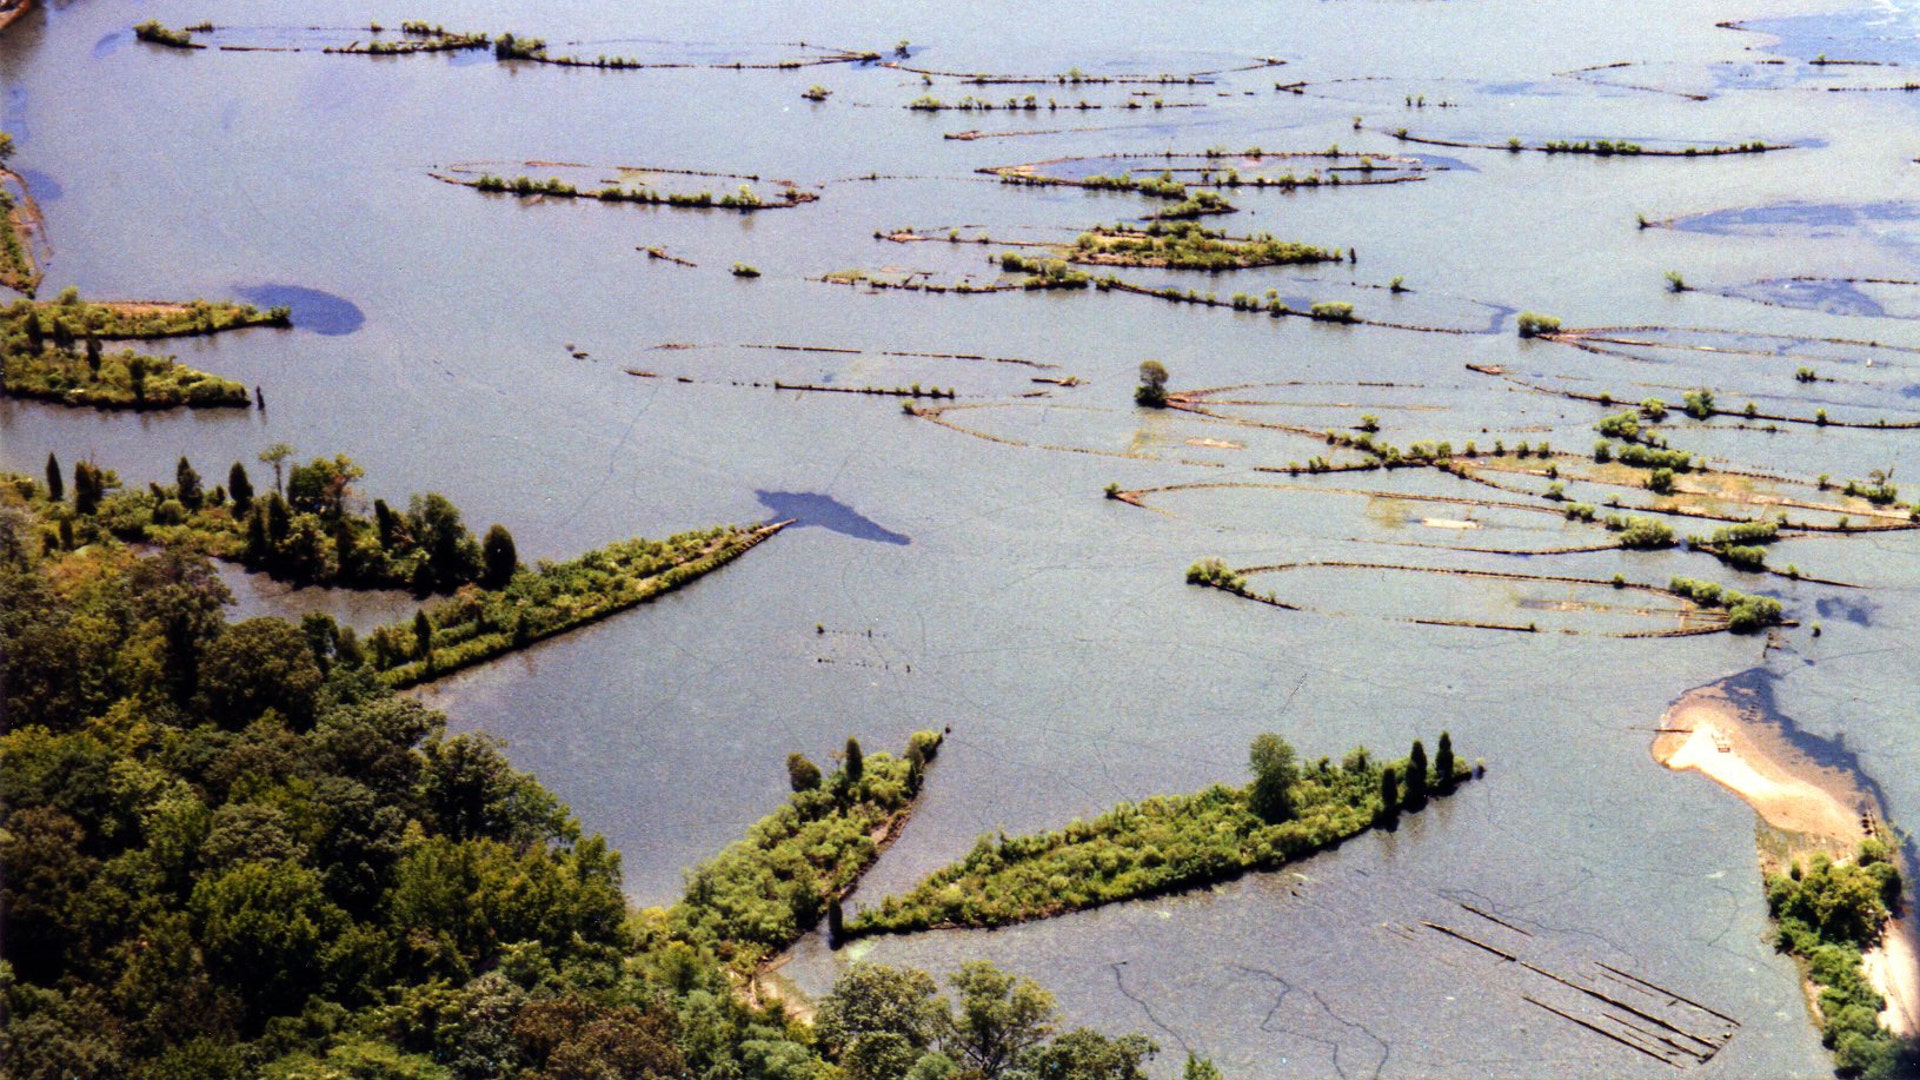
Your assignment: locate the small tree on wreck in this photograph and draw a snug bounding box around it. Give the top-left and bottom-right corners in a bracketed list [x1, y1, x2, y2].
[1135, 360, 1169, 408]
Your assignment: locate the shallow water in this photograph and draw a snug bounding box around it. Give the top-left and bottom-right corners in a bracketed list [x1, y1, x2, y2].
[8, 0, 1920, 1075]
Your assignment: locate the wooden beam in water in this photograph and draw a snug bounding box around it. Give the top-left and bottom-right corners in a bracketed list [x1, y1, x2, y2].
[1459, 901, 1534, 936]
[1420, 921, 1518, 961]
[1520, 962, 1725, 1052]
[1596, 963, 1742, 1027]
[1522, 996, 1684, 1069]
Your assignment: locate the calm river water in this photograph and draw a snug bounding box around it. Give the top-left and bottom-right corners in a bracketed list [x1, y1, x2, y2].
[8, 0, 1920, 1074]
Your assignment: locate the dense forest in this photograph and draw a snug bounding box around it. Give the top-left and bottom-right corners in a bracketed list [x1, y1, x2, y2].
[0, 473, 1185, 1079]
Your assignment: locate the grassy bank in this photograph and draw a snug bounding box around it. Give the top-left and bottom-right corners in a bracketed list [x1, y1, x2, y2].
[373, 521, 784, 689]
[668, 731, 945, 965]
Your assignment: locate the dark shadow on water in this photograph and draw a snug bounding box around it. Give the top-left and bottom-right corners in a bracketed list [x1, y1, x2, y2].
[1742, 11, 1920, 66]
[17, 168, 60, 201]
[92, 30, 131, 60]
[1718, 278, 1885, 317]
[1815, 593, 1875, 627]
[235, 285, 365, 336]
[1670, 200, 1920, 237]
[755, 491, 910, 545]
[1403, 151, 1478, 173]
[1729, 667, 1914, 874]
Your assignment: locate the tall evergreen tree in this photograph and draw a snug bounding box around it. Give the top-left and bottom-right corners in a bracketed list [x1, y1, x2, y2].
[1434, 731, 1455, 790]
[413, 610, 433, 660]
[845, 737, 865, 781]
[74, 461, 102, 515]
[1379, 765, 1399, 819]
[44, 452, 61, 502]
[176, 456, 203, 510]
[1405, 739, 1429, 807]
[228, 462, 254, 514]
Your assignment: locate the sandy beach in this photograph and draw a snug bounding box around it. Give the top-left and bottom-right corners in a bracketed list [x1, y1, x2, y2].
[1651, 683, 1916, 1039]
[1650, 687, 1864, 844]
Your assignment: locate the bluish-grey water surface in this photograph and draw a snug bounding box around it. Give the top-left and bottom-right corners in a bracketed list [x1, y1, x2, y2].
[7, 0, 1920, 1074]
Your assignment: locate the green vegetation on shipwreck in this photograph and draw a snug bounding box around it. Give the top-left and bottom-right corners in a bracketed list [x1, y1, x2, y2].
[849, 731, 1473, 935]
[1062, 221, 1336, 268]
[880, 220, 1339, 272]
[20, 452, 783, 689]
[0, 290, 288, 410]
[455, 172, 818, 211]
[0, 482, 1172, 1080]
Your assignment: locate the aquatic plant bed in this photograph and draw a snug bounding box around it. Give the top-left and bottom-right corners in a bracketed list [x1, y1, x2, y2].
[907, 94, 1202, 112]
[1380, 128, 1790, 156]
[1458, 453, 1920, 533]
[885, 222, 1338, 270]
[434, 161, 818, 211]
[669, 730, 943, 964]
[321, 23, 490, 55]
[373, 522, 787, 688]
[984, 151, 1436, 191]
[130, 20, 880, 69]
[1194, 560, 1770, 636]
[849, 734, 1472, 934]
[885, 57, 1283, 86]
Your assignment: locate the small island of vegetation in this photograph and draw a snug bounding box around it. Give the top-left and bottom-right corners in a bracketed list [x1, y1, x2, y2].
[1, 290, 287, 410]
[849, 731, 1473, 935]
[26, 451, 786, 688]
[1065, 221, 1337, 269]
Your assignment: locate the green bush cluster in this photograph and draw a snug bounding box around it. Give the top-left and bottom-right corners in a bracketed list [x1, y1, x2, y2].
[1604, 515, 1676, 548]
[851, 734, 1470, 935]
[997, 253, 1091, 289]
[1150, 191, 1235, 219]
[1516, 312, 1561, 338]
[1596, 411, 1643, 442]
[1668, 576, 1785, 631]
[1765, 844, 1908, 1078]
[1069, 221, 1336, 270]
[1185, 556, 1246, 592]
[1599, 441, 1697, 472]
[133, 19, 197, 47]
